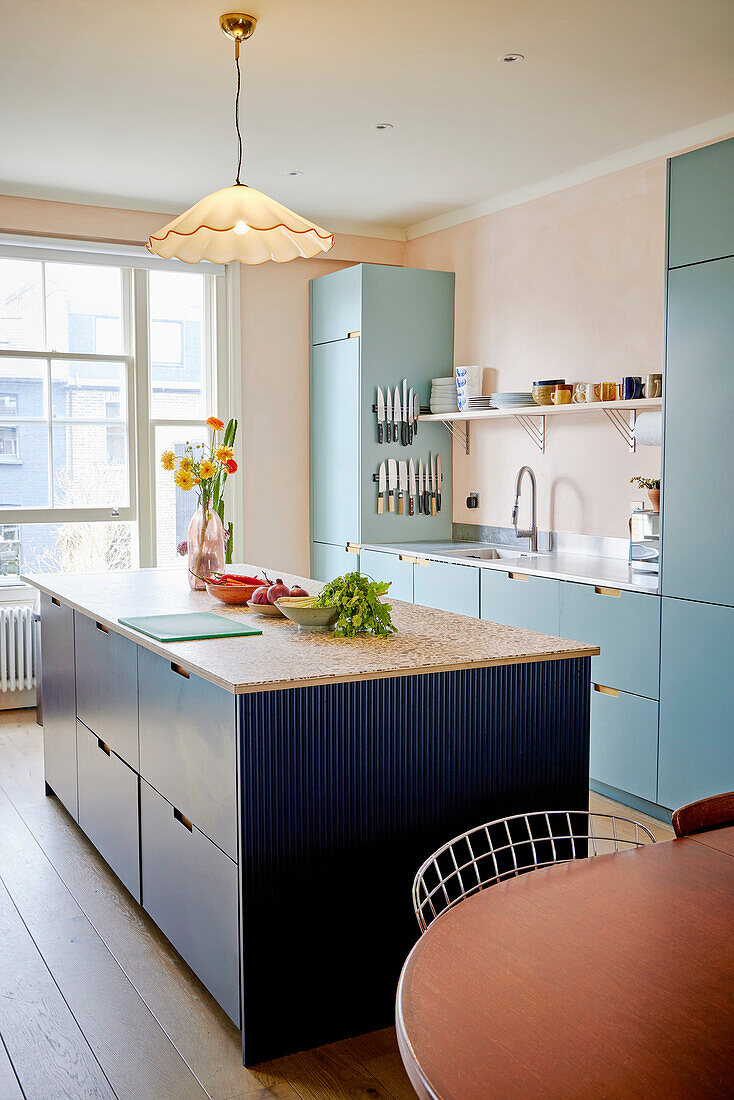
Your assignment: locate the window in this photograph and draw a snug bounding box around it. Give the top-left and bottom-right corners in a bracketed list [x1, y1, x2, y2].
[0, 245, 231, 574]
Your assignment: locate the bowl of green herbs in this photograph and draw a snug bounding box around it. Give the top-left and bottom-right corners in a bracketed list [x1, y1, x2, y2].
[312, 572, 397, 638]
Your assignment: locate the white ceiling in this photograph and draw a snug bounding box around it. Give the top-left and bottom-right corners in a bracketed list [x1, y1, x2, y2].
[2, 0, 734, 237]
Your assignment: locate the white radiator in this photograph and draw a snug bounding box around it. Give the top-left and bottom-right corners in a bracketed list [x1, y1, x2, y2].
[0, 605, 37, 692]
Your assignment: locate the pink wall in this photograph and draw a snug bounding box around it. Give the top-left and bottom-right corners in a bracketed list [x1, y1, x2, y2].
[406, 160, 665, 542]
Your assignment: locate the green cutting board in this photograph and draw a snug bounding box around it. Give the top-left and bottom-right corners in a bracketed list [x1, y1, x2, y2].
[118, 612, 262, 642]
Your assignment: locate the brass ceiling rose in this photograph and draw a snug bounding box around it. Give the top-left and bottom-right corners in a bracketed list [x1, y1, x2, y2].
[219, 13, 258, 42]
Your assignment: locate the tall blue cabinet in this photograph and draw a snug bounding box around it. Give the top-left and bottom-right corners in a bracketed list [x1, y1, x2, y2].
[310, 264, 455, 580]
[658, 136, 734, 809]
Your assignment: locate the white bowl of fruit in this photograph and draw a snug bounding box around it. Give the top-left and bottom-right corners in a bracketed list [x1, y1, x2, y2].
[247, 579, 308, 617]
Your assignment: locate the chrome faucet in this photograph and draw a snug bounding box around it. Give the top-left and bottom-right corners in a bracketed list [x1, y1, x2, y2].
[512, 465, 538, 552]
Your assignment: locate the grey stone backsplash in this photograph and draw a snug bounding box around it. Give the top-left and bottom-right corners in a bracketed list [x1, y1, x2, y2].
[452, 523, 629, 560]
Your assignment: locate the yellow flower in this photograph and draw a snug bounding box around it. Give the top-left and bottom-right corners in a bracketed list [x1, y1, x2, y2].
[178, 455, 193, 472]
[214, 444, 234, 463]
[160, 450, 175, 471]
[207, 416, 225, 431]
[174, 469, 195, 491]
[199, 459, 216, 480]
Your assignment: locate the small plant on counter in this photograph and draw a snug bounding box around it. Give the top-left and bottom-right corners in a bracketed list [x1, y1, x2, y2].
[313, 572, 397, 638]
[629, 477, 660, 490]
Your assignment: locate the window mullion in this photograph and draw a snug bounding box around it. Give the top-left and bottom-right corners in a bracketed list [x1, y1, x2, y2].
[41, 260, 54, 509]
[133, 268, 154, 568]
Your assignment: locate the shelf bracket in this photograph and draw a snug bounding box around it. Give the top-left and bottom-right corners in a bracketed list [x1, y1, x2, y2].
[604, 408, 637, 452]
[513, 413, 546, 454]
[440, 418, 470, 455]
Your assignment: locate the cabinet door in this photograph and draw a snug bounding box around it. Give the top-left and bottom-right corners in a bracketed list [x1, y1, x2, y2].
[658, 597, 734, 810]
[663, 257, 734, 605]
[668, 138, 734, 268]
[310, 339, 360, 546]
[359, 549, 413, 602]
[77, 721, 140, 901]
[559, 583, 660, 698]
[589, 688, 659, 803]
[481, 570, 560, 636]
[74, 613, 138, 769]
[311, 542, 358, 584]
[40, 594, 78, 820]
[311, 264, 361, 345]
[413, 560, 479, 618]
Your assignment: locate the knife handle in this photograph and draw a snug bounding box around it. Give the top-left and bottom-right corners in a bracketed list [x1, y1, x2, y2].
[409, 495, 414, 516]
[424, 492, 430, 514]
[436, 494, 441, 513]
[377, 422, 383, 445]
[400, 422, 407, 447]
[377, 493, 384, 515]
[398, 493, 404, 516]
[407, 422, 413, 445]
[394, 421, 399, 443]
[388, 491, 395, 513]
[431, 495, 437, 517]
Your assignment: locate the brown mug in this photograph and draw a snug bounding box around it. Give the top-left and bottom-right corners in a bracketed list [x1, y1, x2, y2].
[601, 381, 616, 402]
[644, 373, 662, 398]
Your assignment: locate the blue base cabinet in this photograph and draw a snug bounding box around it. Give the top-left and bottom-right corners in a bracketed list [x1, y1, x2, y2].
[589, 689, 659, 804]
[658, 597, 734, 810]
[359, 548, 414, 602]
[312, 542, 359, 584]
[481, 570, 560, 636]
[413, 559, 479, 618]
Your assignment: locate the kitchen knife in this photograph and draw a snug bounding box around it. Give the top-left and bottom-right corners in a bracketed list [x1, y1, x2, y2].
[418, 460, 424, 514]
[423, 458, 431, 514]
[386, 387, 393, 443]
[407, 387, 414, 445]
[413, 392, 420, 437]
[436, 453, 442, 512]
[394, 387, 401, 444]
[376, 387, 385, 445]
[401, 379, 409, 446]
[408, 459, 416, 516]
[430, 451, 437, 516]
[377, 461, 386, 514]
[398, 460, 408, 515]
[387, 459, 397, 512]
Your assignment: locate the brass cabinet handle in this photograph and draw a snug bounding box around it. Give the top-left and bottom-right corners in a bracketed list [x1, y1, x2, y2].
[594, 684, 620, 697]
[400, 555, 429, 565]
[97, 738, 111, 755]
[508, 572, 529, 582]
[595, 586, 621, 597]
[51, 596, 61, 606]
[96, 621, 109, 634]
[171, 662, 190, 679]
[173, 807, 193, 831]
[347, 330, 360, 338]
[346, 542, 360, 554]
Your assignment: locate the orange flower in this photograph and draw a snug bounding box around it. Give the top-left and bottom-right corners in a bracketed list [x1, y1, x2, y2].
[160, 450, 175, 471]
[225, 458, 238, 474]
[215, 444, 234, 463]
[207, 416, 225, 431]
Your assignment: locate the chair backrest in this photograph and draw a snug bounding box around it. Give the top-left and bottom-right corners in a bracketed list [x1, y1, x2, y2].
[672, 791, 734, 838]
[413, 810, 656, 932]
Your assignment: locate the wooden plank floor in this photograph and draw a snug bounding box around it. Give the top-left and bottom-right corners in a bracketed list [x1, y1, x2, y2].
[0, 708, 674, 1099]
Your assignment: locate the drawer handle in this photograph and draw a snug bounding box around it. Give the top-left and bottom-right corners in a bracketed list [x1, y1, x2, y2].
[96, 621, 109, 634]
[345, 542, 360, 554]
[595, 586, 621, 598]
[51, 597, 61, 607]
[347, 330, 360, 338]
[171, 662, 190, 679]
[173, 807, 193, 832]
[97, 738, 111, 755]
[400, 555, 428, 565]
[508, 572, 529, 582]
[594, 684, 620, 698]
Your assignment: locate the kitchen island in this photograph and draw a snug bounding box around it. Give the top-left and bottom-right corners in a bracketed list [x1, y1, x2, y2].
[28, 565, 597, 1065]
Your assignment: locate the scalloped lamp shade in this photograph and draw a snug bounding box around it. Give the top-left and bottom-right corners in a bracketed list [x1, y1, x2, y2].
[147, 184, 335, 264]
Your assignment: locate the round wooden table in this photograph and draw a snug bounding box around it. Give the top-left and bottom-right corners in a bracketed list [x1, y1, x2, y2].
[396, 829, 734, 1099]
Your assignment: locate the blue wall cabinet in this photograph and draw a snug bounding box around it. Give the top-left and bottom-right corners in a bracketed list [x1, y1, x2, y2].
[667, 137, 734, 269]
[481, 570, 560, 636]
[359, 548, 414, 603]
[311, 542, 359, 584]
[310, 264, 455, 581]
[558, 583, 660, 699]
[40, 593, 78, 820]
[413, 559, 479, 618]
[662, 256, 734, 606]
[658, 597, 734, 810]
[589, 688, 659, 804]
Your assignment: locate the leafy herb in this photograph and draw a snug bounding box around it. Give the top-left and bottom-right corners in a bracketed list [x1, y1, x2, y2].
[313, 572, 397, 638]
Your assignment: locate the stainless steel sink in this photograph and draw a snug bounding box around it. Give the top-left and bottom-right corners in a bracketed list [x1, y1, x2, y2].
[448, 545, 544, 561]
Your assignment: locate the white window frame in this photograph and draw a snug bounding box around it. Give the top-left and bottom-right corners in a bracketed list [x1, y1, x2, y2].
[0, 236, 242, 568]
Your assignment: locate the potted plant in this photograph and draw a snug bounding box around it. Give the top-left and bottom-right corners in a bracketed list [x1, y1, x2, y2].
[630, 476, 660, 512]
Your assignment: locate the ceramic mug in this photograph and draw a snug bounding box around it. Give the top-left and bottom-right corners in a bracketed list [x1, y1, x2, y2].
[601, 381, 617, 401]
[621, 376, 643, 400]
[572, 382, 601, 403]
[644, 373, 662, 398]
[551, 384, 573, 405]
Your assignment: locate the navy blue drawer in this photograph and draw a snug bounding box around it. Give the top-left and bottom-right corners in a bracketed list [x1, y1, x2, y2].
[77, 720, 140, 901]
[74, 613, 138, 769]
[40, 594, 78, 821]
[140, 779, 239, 1026]
[559, 583, 660, 699]
[138, 650, 237, 861]
[590, 687, 658, 804]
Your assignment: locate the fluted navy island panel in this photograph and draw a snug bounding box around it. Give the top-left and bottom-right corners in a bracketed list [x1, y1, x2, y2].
[238, 656, 590, 1064]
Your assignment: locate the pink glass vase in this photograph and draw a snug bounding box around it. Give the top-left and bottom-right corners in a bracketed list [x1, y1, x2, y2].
[187, 505, 225, 590]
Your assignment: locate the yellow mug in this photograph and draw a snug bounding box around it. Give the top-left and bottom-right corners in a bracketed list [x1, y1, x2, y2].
[551, 385, 572, 405]
[601, 381, 617, 401]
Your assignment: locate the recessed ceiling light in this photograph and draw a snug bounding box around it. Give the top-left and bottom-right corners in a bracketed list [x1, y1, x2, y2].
[372, 122, 394, 131]
[499, 53, 525, 63]
[285, 169, 303, 176]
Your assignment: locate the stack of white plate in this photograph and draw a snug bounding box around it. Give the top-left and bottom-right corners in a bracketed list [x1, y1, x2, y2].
[430, 377, 459, 413]
[490, 392, 533, 409]
[466, 397, 495, 409]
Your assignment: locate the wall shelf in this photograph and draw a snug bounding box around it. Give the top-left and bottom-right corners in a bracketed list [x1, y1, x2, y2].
[418, 397, 662, 455]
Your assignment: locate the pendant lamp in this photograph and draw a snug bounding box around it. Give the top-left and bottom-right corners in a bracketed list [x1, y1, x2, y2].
[148, 13, 334, 265]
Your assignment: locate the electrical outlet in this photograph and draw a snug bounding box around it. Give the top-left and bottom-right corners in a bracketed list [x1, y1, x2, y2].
[466, 492, 479, 509]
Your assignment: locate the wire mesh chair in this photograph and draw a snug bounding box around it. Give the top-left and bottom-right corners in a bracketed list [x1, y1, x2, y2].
[413, 810, 657, 932]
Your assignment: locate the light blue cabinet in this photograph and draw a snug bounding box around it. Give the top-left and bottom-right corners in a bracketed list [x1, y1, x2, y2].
[662, 256, 734, 606]
[311, 542, 359, 584]
[310, 338, 361, 547]
[480, 570, 560, 635]
[413, 559, 479, 618]
[658, 597, 734, 810]
[668, 137, 734, 268]
[559, 583, 660, 698]
[590, 688, 659, 804]
[310, 264, 362, 345]
[359, 548, 413, 603]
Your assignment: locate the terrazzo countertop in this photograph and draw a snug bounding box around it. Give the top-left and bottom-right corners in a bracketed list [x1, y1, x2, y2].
[24, 566, 597, 695]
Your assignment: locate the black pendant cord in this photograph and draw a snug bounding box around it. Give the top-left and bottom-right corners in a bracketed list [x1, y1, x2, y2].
[234, 49, 243, 185]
